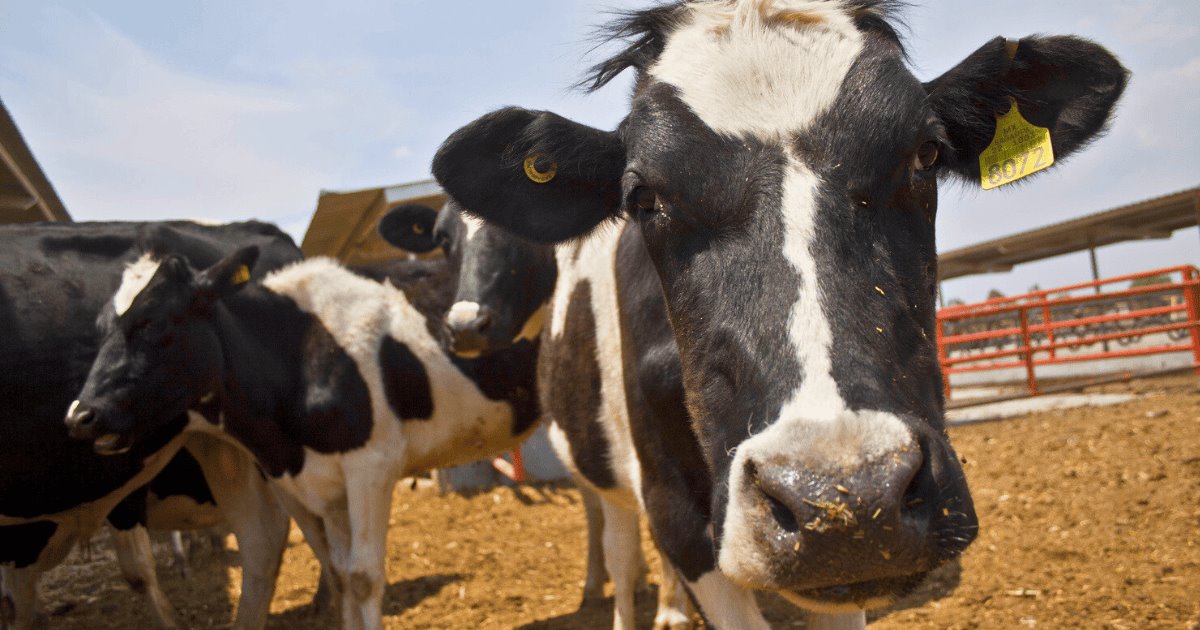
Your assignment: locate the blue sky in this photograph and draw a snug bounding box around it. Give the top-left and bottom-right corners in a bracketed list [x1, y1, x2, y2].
[1, 1, 1197, 302]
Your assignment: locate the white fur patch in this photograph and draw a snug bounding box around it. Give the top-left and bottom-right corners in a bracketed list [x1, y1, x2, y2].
[688, 571, 770, 629]
[462, 213, 484, 244]
[778, 157, 843, 421]
[649, 0, 864, 140]
[113, 254, 162, 316]
[447, 301, 481, 327]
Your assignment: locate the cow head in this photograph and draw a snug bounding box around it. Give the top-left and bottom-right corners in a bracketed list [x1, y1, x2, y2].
[379, 201, 557, 358]
[65, 247, 259, 454]
[432, 0, 1126, 611]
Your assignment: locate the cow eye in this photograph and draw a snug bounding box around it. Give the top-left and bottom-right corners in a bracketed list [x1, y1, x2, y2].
[915, 141, 940, 171]
[630, 187, 662, 215]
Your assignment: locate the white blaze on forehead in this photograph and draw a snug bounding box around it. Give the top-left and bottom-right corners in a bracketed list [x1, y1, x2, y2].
[113, 254, 162, 316]
[447, 301, 481, 327]
[649, 0, 865, 140]
[779, 158, 842, 420]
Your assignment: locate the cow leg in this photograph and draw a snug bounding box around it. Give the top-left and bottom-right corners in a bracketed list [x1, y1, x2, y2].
[579, 486, 608, 605]
[339, 472, 393, 630]
[274, 493, 338, 616]
[652, 561, 693, 630]
[168, 532, 190, 579]
[599, 499, 641, 630]
[684, 572, 767, 630]
[807, 611, 867, 630]
[110, 525, 178, 629]
[186, 436, 288, 630]
[0, 566, 46, 630]
[321, 511, 359, 630]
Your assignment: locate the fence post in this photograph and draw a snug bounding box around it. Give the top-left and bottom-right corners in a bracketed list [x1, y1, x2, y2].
[936, 317, 951, 400]
[1041, 302, 1056, 359]
[1019, 307, 1039, 395]
[1184, 267, 1200, 376]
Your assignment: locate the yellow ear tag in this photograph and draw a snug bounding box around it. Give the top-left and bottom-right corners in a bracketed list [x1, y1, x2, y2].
[523, 154, 558, 184]
[231, 265, 251, 286]
[979, 98, 1055, 190]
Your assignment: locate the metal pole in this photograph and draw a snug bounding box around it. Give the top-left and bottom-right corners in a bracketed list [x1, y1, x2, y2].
[1019, 307, 1038, 395]
[1088, 242, 1110, 352]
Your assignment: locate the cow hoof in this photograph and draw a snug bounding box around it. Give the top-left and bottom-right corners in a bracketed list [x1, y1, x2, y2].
[577, 592, 606, 610]
[652, 611, 694, 630]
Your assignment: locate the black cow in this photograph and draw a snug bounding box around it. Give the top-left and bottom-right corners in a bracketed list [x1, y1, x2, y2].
[65, 245, 541, 630]
[431, 2, 1127, 628]
[0, 220, 301, 629]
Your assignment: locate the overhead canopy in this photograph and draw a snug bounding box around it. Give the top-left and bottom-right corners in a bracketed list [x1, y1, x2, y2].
[0, 100, 70, 224]
[301, 179, 446, 265]
[939, 187, 1200, 281]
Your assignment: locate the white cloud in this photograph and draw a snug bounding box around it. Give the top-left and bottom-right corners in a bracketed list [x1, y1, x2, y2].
[0, 7, 419, 240]
[392, 145, 412, 159]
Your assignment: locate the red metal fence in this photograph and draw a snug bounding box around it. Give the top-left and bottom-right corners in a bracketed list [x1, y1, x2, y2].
[937, 265, 1200, 399]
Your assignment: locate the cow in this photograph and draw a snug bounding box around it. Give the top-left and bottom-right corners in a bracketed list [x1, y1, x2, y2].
[380, 200, 692, 628]
[64, 244, 542, 629]
[0, 220, 302, 630]
[429, 1, 1128, 628]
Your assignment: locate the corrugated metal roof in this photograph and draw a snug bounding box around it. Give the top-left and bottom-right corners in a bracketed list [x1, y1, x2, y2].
[0, 99, 71, 224]
[939, 186, 1200, 280]
[301, 180, 448, 264]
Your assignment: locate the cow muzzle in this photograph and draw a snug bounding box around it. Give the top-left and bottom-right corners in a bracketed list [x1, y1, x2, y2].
[64, 401, 132, 455]
[445, 301, 494, 358]
[717, 410, 977, 610]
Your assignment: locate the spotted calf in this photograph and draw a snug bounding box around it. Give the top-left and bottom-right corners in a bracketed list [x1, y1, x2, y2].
[66, 248, 540, 630]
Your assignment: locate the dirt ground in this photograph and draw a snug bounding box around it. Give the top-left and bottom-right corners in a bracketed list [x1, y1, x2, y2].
[34, 374, 1200, 629]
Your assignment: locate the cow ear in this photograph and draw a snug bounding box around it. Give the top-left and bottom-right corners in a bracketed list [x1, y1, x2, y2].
[194, 246, 260, 305]
[432, 107, 625, 244]
[379, 203, 441, 253]
[926, 35, 1129, 183]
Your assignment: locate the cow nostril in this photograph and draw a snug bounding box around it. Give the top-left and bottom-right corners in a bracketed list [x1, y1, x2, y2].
[75, 408, 95, 426]
[747, 461, 802, 533]
[474, 311, 492, 333]
[898, 449, 929, 515]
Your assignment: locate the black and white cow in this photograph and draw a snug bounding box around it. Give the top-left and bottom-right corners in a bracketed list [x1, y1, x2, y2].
[65, 245, 541, 629]
[0, 220, 301, 630]
[381, 200, 694, 628]
[431, 1, 1127, 628]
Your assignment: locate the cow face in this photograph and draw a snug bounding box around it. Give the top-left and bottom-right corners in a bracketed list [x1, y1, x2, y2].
[65, 247, 259, 454]
[432, 0, 1126, 610]
[379, 201, 557, 358]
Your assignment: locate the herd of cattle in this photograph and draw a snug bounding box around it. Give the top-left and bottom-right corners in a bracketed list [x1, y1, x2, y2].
[1, 1, 1128, 629]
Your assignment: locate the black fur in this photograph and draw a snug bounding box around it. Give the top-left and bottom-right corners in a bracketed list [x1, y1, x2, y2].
[380, 336, 435, 421]
[0, 522, 57, 568]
